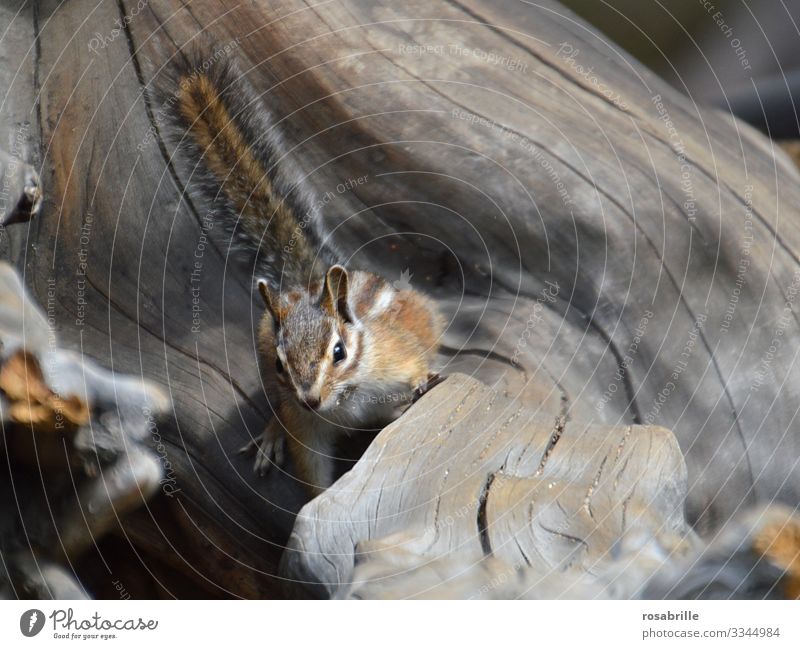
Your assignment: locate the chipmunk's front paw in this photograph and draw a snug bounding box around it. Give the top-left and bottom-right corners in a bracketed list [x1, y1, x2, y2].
[239, 429, 286, 476]
[411, 372, 445, 403]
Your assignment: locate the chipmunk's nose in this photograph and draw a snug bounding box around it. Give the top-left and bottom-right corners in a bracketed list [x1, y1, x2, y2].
[299, 392, 321, 411]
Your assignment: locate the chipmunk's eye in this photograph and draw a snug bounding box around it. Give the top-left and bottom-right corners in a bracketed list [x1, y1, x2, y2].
[275, 356, 284, 374]
[332, 340, 346, 364]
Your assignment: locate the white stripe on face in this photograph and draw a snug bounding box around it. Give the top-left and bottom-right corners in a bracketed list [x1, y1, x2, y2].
[368, 286, 394, 318]
[309, 354, 330, 399]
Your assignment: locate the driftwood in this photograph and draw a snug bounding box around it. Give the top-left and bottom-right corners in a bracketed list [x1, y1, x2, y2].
[0, 148, 40, 228]
[284, 373, 699, 598]
[0, 263, 168, 598]
[2, 0, 800, 597]
[284, 375, 800, 598]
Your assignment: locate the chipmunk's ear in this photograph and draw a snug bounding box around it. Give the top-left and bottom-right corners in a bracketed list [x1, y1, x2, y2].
[322, 265, 354, 323]
[258, 279, 282, 326]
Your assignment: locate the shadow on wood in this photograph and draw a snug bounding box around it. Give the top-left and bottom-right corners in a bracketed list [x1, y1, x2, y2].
[1, 0, 799, 597]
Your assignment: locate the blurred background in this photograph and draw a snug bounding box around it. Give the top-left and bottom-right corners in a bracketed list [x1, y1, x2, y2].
[564, 0, 800, 139]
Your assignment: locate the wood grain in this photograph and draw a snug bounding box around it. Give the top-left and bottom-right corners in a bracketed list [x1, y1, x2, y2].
[2, 0, 799, 597]
[284, 373, 696, 598]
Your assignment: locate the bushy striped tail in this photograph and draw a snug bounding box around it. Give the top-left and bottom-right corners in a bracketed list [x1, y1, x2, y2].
[158, 50, 338, 289]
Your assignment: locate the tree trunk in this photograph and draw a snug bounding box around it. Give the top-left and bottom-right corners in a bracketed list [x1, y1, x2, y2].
[2, 0, 799, 597]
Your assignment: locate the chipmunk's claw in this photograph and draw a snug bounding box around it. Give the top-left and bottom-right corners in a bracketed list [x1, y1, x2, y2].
[252, 431, 287, 476]
[411, 373, 446, 403]
[425, 372, 445, 390]
[238, 430, 287, 475]
[238, 438, 258, 456]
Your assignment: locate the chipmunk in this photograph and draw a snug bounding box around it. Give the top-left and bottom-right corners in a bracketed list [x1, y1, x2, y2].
[162, 52, 443, 495]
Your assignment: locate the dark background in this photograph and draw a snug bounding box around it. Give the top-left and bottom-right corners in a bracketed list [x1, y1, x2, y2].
[565, 0, 800, 137]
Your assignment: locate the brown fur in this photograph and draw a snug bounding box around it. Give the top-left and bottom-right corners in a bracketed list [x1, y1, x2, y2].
[177, 73, 323, 279]
[255, 267, 443, 495]
[753, 519, 800, 599]
[171, 61, 442, 495]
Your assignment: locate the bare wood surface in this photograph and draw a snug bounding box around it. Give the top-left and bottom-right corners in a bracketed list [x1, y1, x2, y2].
[283, 373, 698, 598]
[0, 263, 167, 598]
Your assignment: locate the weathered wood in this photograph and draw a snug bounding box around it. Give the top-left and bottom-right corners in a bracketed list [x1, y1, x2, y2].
[283, 373, 698, 598]
[286, 376, 800, 599]
[0, 148, 40, 227]
[644, 504, 800, 600]
[0, 263, 167, 598]
[2, 0, 800, 597]
[0, 0, 40, 261]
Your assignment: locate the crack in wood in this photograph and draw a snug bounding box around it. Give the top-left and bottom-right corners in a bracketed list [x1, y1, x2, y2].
[438, 344, 519, 373]
[513, 535, 532, 567]
[31, 1, 43, 168]
[534, 413, 567, 477]
[396, 379, 478, 513]
[621, 491, 633, 534]
[615, 425, 633, 462]
[476, 470, 496, 556]
[495, 281, 642, 427]
[115, 0, 239, 277]
[79, 271, 271, 424]
[584, 455, 608, 521]
[586, 314, 643, 424]
[441, 0, 634, 118]
[539, 523, 589, 551]
[482, 407, 523, 472]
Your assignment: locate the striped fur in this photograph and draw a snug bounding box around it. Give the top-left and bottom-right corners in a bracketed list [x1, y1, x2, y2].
[261, 268, 441, 424]
[159, 51, 339, 289]
[161, 50, 443, 495]
[258, 266, 444, 494]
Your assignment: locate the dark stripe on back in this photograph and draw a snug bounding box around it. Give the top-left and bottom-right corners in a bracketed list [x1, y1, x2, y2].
[353, 274, 385, 319]
[342, 329, 365, 381]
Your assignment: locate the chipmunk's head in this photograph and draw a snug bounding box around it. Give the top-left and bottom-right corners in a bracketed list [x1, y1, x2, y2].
[259, 265, 360, 413]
